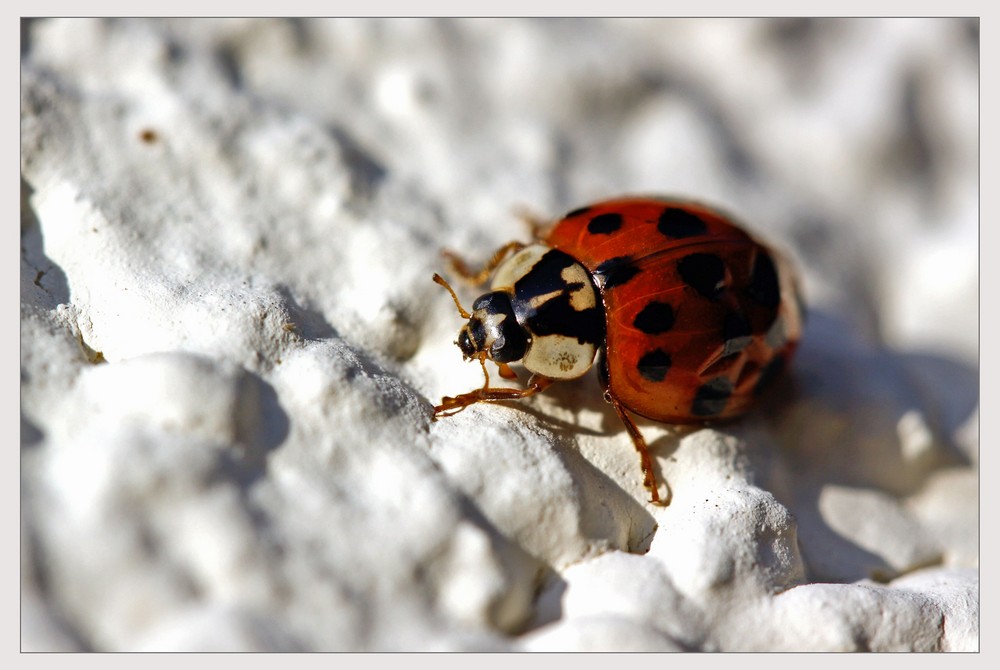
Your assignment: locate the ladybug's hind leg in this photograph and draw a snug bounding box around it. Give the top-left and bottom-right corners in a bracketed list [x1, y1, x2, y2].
[606, 392, 670, 506]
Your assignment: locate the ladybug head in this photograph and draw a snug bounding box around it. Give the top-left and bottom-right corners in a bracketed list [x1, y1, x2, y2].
[457, 291, 529, 363]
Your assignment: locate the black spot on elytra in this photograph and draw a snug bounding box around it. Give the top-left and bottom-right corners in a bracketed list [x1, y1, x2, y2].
[565, 205, 592, 219]
[511, 249, 604, 346]
[633, 301, 675, 334]
[637, 349, 672, 382]
[658, 207, 708, 238]
[691, 377, 734, 416]
[587, 212, 623, 235]
[595, 256, 640, 289]
[677, 253, 726, 299]
[747, 248, 780, 309]
[722, 311, 753, 356]
[753, 356, 786, 396]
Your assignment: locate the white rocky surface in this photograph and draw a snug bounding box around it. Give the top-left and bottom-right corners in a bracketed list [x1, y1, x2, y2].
[21, 18, 978, 651]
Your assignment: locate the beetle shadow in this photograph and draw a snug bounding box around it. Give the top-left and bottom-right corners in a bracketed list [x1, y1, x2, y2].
[493, 306, 978, 584]
[492, 365, 687, 512]
[730, 308, 978, 583]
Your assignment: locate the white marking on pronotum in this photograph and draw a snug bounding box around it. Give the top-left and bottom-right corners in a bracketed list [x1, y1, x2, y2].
[491, 245, 550, 291]
[528, 289, 563, 309]
[561, 264, 596, 311]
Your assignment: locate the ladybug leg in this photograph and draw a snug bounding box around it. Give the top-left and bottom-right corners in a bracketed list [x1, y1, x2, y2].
[606, 392, 670, 506]
[442, 241, 526, 286]
[511, 205, 553, 239]
[433, 373, 553, 419]
[496, 362, 518, 380]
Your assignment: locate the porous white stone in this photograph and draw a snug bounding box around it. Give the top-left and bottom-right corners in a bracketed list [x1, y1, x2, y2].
[541, 550, 709, 649]
[757, 567, 979, 652]
[21, 18, 978, 651]
[520, 615, 686, 652]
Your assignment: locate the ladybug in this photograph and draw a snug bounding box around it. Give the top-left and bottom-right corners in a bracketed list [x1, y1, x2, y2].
[432, 197, 804, 505]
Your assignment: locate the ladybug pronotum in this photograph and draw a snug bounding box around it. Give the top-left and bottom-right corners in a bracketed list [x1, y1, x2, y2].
[432, 197, 804, 505]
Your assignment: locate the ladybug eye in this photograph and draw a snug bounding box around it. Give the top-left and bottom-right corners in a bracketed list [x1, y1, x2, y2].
[457, 317, 488, 358]
[457, 328, 477, 358]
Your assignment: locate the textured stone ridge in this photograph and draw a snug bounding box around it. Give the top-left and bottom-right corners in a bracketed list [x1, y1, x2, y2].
[21, 19, 978, 651]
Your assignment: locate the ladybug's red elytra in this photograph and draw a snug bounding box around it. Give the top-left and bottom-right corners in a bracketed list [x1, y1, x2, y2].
[432, 197, 804, 505]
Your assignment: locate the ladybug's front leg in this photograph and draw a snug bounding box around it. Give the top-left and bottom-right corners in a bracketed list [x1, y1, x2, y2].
[433, 373, 553, 419]
[441, 241, 525, 287]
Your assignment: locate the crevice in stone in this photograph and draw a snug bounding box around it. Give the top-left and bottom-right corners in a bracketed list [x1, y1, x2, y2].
[74, 330, 106, 365]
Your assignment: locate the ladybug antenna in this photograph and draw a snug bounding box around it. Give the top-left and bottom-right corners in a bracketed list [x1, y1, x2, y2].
[433, 273, 471, 319]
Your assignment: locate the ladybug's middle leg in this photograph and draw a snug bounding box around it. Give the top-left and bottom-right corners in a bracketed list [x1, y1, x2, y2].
[606, 392, 670, 506]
